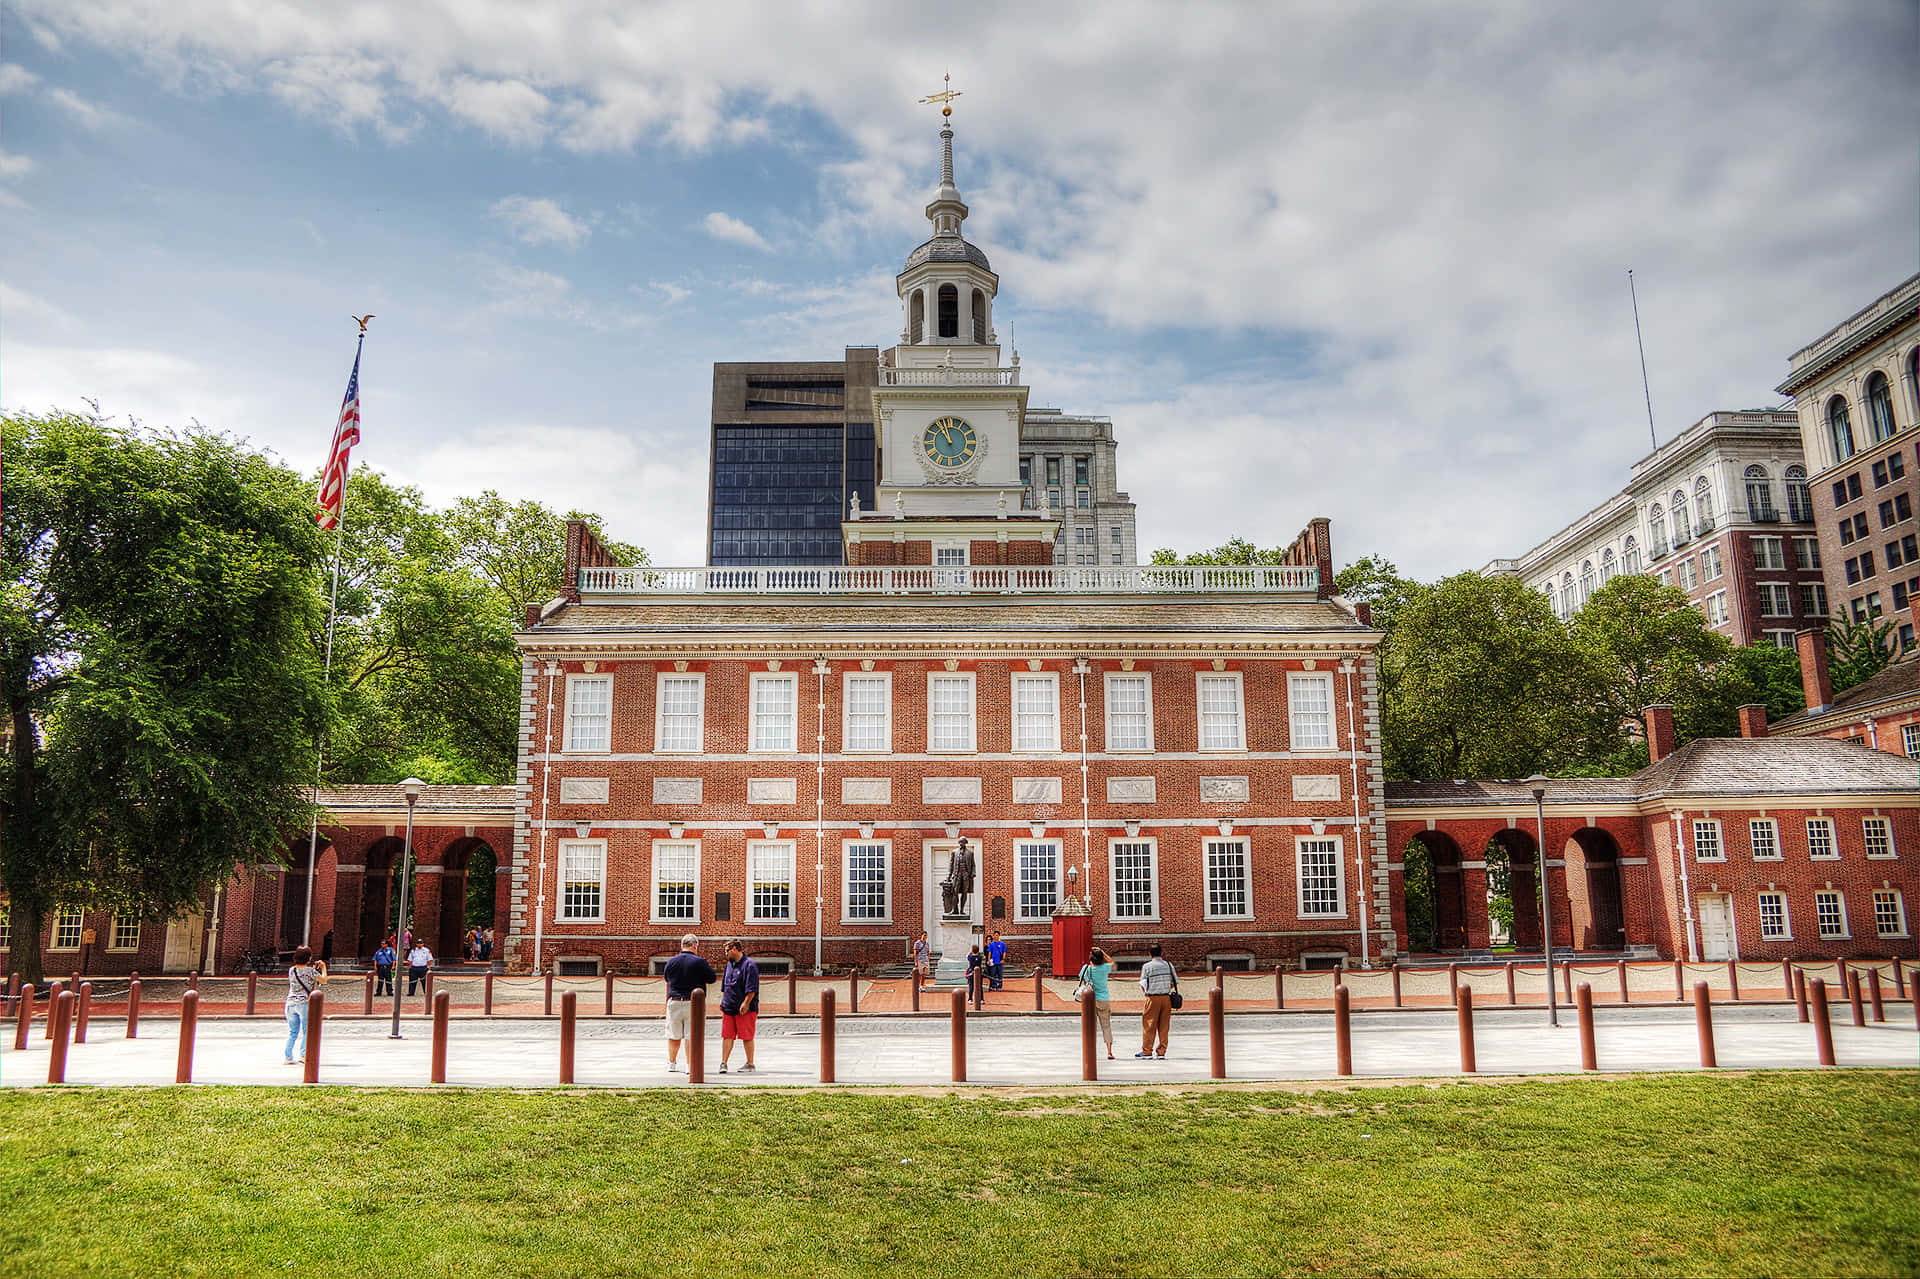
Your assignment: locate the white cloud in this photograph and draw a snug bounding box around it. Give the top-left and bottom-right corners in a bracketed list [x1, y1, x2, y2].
[46, 86, 130, 130]
[0, 150, 34, 178]
[491, 194, 590, 247]
[444, 76, 551, 146]
[0, 64, 40, 93]
[702, 211, 770, 252]
[646, 281, 692, 304]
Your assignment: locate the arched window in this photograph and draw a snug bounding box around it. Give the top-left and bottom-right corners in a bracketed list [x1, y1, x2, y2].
[1670, 491, 1691, 544]
[1694, 477, 1715, 531]
[1785, 466, 1812, 521]
[1744, 465, 1775, 520]
[1649, 504, 1668, 557]
[909, 290, 925, 344]
[1827, 395, 1855, 462]
[1579, 560, 1596, 604]
[971, 289, 987, 344]
[1600, 547, 1616, 582]
[937, 284, 959, 338]
[1866, 371, 1897, 442]
[1622, 535, 1641, 575]
[1561, 572, 1576, 617]
[1544, 580, 1558, 616]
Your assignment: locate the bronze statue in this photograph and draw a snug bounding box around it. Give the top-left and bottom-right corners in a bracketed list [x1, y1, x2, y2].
[943, 838, 975, 918]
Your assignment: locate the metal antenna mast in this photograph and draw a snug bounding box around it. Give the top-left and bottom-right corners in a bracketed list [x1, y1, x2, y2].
[1629, 269, 1656, 449]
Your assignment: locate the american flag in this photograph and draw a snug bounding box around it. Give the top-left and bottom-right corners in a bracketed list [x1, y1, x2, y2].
[317, 337, 362, 529]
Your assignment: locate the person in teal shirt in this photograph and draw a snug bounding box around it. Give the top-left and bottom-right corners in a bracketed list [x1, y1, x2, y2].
[1076, 947, 1116, 1059]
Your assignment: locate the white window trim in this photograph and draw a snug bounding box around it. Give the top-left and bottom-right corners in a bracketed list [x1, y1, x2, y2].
[653, 672, 705, 754]
[749, 672, 800, 754]
[1014, 839, 1064, 921]
[557, 838, 609, 924]
[1692, 819, 1725, 862]
[563, 673, 613, 754]
[1863, 815, 1897, 859]
[1814, 889, 1850, 940]
[840, 838, 894, 925]
[1296, 835, 1347, 919]
[1103, 671, 1154, 753]
[648, 839, 701, 926]
[1807, 817, 1839, 860]
[49, 906, 84, 952]
[1196, 671, 1247, 752]
[840, 671, 893, 754]
[1288, 672, 1337, 752]
[107, 918, 142, 953]
[1203, 837, 1254, 920]
[1011, 672, 1061, 754]
[1748, 818, 1781, 861]
[1757, 891, 1792, 941]
[1873, 889, 1909, 939]
[746, 839, 798, 925]
[1107, 837, 1161, 921]
[926, 671, 978, 753]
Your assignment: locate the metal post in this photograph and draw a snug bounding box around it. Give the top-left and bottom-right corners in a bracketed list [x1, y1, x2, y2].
[13, 982, 32, 1052]
[1456, 987, 1477, 1073]
[1035, 967, 1046, 1011]
[389, 780, 423, 1039]
[544, 971, 554, 1016]
[47, 992, 75, 1085]
[688, 987, 706, 1084]
[787, 969, 797, 1015]
[559, 990, 576, 1084]
[175, 990, 199, 1084]
[126, 978, 141, 1039]
[1618, 959, 1629, 1004]
[911, 975, 920, 1013]
[1809, 978, 1836, 1066]
[1692, 981, 1716, 1068]
[303, 991, 324, 1084]
[1080, 989, 1097, 1082]
[1794, 968, 1809, 1021]
[1390, 963, 1402, 1008]
[1673, 959, 1684, 1002]
[43, 980, 62, 1040]
[1576, 982, 1597, 1070]
[431, 990, 450, 1084]
[1847, 971, 1866, 1028]
[362, 972, 373, 1016]
[820, 987, 836, 1084]
[1333, 985, 1352, 1077]
[1527, 777, 1558, 1027]
[422, 970, 434, 1014]
[1727, 959, 1739, 1001]
[484, 972, 495, 1015]
[1868, 967, 1885, 1022]
[1274, 965, 1285, 1010]
[604, 972, 614, 1017]
[848, 970, 858, 1014]
[246, 971, 258, 1016]
[1505, 961, 1517, 1006]
[1448, 963, 1459, 1003]
[950, 988, 967, 1082]
[1208, 985, 1225, 1081]
[74, 982, 91, 1044]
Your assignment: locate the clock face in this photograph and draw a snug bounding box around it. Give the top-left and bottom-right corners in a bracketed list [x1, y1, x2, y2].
[922, 415, 979, 468]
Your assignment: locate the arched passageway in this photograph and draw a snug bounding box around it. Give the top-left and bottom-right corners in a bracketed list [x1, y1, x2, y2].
[357, 837, 404, 956]
[1569, 828, 1626, 951]
[1403, 833, 1468, 953]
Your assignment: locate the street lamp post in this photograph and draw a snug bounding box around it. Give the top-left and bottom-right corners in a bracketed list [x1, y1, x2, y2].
[1524, 773, 1559, 1028]
[389, 777, 425, 1040]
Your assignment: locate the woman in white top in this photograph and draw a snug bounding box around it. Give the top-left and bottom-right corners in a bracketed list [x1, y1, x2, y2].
[284, 945, 327, 1065]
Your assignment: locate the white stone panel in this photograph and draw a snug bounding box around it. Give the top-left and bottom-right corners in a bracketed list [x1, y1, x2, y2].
[922, 777, 984, 805]
[558, 777, 610, 804]
[653, 778, 702, 805]
[1292, 775, 1342, 801]
[1013, 777, 1063, 804]
[1200, 776, 1250, 803]
[1106, 777, 1156, 803]
[747, 778, 798, 805]
[843, 778, 892, 805]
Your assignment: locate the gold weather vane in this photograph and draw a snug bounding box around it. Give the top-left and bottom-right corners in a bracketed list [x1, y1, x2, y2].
[353, 314, 375, 332]
[919, 73, 962, 118]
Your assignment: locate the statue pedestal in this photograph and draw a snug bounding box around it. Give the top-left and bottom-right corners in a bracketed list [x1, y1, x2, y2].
[936, 919, 972, 961]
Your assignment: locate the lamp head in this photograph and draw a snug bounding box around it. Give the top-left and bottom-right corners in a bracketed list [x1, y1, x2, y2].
[402, 776, 425, 804]
[1523, 773, 1549, 801]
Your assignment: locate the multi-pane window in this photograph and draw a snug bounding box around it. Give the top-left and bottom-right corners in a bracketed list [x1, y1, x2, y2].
[1752, 537, 1785, 570]
[1814, 890, 1847, 939]
[1622, 537, 1641, 574]
[1800, 584, 1829, 617]
[1671, 493, 1692, 544]
[1745, 466, 1775, 519]
[655, 674, 704, 752]
[1702, 546, 1723, 581]
[1704, 592, 1728, 625]
[1077, 488, 1091, 509]
[1012, 674, 1059, 752]
[1873, 889, 1908, 938]
[1289, 673, 1334, 750]
[52, 906, 83, 950]
[1650, 505, 1670, 556]
[843, 674, 891, 753]
[1109, 840, 1158, 918]
[1757, 892, 1789, 940]
[1793, 537, 1821, 570]
[558, 840, 606, 921]
[1016, 841, 1061, 920]
[1692, 820, 1723, 861]
[1785, 467, 1813, 521]
[750, 674, 798, 752]
[1678, 559, 1696, 590]
[1807, 818, 1837, 859]
[843, 841, 890, 921]
[1105, 674, 1152, 751]
[1198, 673, 1245, 750]
[565, 675, 612, 752]
[1205, 839, 1252, 919]
[1905, 723, 1920, 758]
[1758, 584, 1792, 617]
[748, 841, 795, 922]
[0, 901, 9, 950]
[110, 918, 141, 951]
[1863, 816, 1894, 858]
[1749, 819, 1780, 860]
[1695, 477, 1715, 531]
[651, 841, 698, 922]
[1075, 457, 1089, 486]
[935, 546, 967, 566]
[928, 674, 976, 752]
[1297, 838, 1344, 917]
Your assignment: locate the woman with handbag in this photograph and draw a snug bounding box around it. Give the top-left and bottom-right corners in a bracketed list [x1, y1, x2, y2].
[1136, 942, 1177, 1059]
[1075, 947, 1116, 1059]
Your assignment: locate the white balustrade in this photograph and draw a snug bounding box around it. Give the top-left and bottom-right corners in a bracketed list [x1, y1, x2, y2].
[578, 563, 1318, 596]
[878, 366, 1019, 386]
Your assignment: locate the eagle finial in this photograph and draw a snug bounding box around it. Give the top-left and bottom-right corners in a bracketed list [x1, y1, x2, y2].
[353, 314, 375, 332]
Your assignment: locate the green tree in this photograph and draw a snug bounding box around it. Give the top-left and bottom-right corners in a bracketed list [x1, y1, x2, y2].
[442, 490, 645, 619]
[1826, 615, 1904, 693]
[1334, 554, 1418, 633]
[1148, 537, 1286, 566]
[1567, 574, 1735, 754]
[2, 411, 330, 984]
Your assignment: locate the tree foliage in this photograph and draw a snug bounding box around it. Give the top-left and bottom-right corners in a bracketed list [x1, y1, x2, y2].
[1333, 554, 1418, 634]
[2, 411, 331, 983]
[1148, 537, 1287, 566]
[1825, 615, 1904, 694]
[1567, 574, 1735, 748]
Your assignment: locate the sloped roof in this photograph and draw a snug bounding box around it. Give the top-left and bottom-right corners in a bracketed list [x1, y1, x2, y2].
[902, 235, 992, 272]
[317, 785, 517, 816]
[533, 599, 1370, 637]
[1772, 655, 1920, 732]
[1386, 777, 1641, 806]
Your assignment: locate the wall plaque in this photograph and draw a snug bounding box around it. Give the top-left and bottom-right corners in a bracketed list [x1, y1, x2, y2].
[1199, 776, 1250, 803]
[1292, 775, 1341, 801]
[559, 777, 610, 804]
[747, 778, 798, 805]
[653, 778, 702, 805]
[1013, 777, 1063, 804]
[922, 777, 983, 804]
[1106, 777, 1156, 803]
[842, 778, 892, 805]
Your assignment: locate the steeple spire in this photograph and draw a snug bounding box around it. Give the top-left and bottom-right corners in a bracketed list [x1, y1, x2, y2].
[919, 74, 968, 238]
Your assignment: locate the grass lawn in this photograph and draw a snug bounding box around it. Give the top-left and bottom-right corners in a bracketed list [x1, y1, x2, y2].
[0, 1072, 1914, 1278]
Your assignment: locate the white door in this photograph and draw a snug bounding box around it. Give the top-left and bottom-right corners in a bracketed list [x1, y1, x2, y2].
[162, 912, 205, 973]
[1697, 895, 1734, 961]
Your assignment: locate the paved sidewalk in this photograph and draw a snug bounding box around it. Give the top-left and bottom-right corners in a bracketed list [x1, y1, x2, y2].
[4, 1002, 1914, 1089]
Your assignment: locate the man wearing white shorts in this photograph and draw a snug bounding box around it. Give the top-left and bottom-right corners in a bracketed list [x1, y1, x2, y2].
[661, 933, 717, 1073]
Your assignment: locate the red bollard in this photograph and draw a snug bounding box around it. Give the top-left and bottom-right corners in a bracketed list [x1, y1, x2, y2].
[1835, 958, 1849, 999]
[74, 982, 92, 1044]
[126, 978, 142, 1039]
[1868, 967, 1885, 1022]
[788, 968, 797, 1015]
[431, 990, 450, 1084]
[1391, 964, 1403, 1008]
[950, 988, 967, 1083]
[820, 987, 836, 1084]
[1780, 959, 1794, 1001]
[1618, 960, 1629, 1005]
[188, 970, 199, 994]
[5, 972, 15, 1000]
[1333, 966, 1344, 993]
[1672, 959, 1684, 1002]
[848, 970, 859, 1015]
[1794, 968, 1809, 1022]
[1274, 965, 1285, 1010]
[1333, 985, 1352, 1077]
[1847, 971, 1866, 1028]
[688, 987, 706, 1084]
[1448, 963, 1459, 1003]
[44, 980, 62, 1039]
[1456, 987, 1477, 1074]
[362, 972, 374, 1016]
[246, 971, 258, 1016]
[303, 991, 324, 1084]
[422, 972, 434, 1014]
[1213, 966, 1225, 991]
[605, 972, 614, 1017]
[1576, 982, 1597, 1071]
[911, 975, 921, 1013]
[484, 972, 495, 1016]
[1693, 981, 1717, 1068]
[1036, 967, 1046, 1011]
[1893, 959, 1907, 1001]
[13, 983, 33, 1051]
[1505, 962, 1517, 1006]
[1209, 986, 1226, 1081]
[1080, 989, 1097, 1082]
[559, 990, 576, 1084]
[544, 971, 554, 1017]
[47, 992, 75, 1085]
[1726, 960, 1739, 1001]
[1809, 978, 1836, 1066]
[176, 990, 199, 1084]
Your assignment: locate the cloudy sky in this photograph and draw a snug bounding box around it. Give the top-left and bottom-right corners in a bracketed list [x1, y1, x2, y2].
[3, 1, 1915, 578]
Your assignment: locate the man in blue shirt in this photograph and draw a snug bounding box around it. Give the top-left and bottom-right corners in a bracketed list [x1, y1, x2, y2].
[718, 940, 761, 1074]
[372, 939, 396, 997]
[662, 933, 717, 1074]
[987, 932, 1007, 991]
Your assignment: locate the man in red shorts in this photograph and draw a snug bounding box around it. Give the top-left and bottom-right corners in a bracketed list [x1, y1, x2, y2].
[718, 939, 761, 1073]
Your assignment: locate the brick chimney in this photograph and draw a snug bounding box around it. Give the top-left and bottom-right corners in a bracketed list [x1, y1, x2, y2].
[1795, 628, 1834, 714]
[1645, 704, 1676, 763]
[1736, 704, 1768, 738]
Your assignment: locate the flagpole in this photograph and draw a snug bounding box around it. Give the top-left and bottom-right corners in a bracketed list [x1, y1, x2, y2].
[300, 326, 366, 947]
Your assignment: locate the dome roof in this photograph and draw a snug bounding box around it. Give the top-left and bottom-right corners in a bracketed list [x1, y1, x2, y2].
[902, 235, 992, 273]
